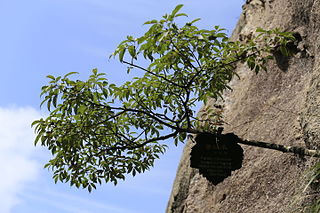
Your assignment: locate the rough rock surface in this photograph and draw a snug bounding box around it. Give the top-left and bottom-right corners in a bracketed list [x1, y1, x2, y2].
[166, 0, 320, 212]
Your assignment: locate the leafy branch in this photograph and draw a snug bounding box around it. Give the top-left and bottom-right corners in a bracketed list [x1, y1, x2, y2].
[33, 4, 298, 191]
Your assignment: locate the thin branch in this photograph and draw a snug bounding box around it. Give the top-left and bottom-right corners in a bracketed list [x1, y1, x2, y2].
[86, 98, 206, 135]
[170, 41, 201, 73]
[110, 106, 179, 130]
[182, 88, 191, 129]
[102, 131, 179, 151]
[221, 133, 320, 158]
[130, 93, 177, 123]
[93, 111, 127, 126]
[238, 138, 320, 157]
[186, 48, 262, 88]
[86, 100, 183, 133]
[122, 60, 186, 89]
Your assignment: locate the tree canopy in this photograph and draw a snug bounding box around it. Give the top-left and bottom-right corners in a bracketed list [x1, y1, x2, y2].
[32, 4, 296, 192]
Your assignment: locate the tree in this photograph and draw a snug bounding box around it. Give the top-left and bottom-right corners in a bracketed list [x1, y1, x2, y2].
[32, 4, 299, 192]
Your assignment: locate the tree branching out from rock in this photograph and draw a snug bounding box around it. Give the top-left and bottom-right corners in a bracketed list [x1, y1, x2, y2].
[32, 4, 301, 192]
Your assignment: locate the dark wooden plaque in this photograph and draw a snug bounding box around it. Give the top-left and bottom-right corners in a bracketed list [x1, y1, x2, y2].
[190, 132, 243, 185]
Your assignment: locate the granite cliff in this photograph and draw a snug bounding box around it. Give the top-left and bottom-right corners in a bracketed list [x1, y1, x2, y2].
[166, 0, 320, 212]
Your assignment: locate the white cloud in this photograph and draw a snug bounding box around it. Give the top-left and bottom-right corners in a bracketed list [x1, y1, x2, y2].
[0, 107, 179, 213]
[20, 188, 140, 213]
[0, 106, 41, 213]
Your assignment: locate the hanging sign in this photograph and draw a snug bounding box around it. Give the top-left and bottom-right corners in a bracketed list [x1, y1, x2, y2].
[190, 132, 244, 185]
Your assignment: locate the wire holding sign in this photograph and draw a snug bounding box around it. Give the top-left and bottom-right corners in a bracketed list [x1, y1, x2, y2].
[190, 132, 244, 185]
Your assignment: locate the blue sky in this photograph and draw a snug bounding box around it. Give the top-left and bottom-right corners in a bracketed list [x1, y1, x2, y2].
[0, 1, 243, 212]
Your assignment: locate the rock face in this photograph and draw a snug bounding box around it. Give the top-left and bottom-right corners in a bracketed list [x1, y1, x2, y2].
[166, 0, 320, 212]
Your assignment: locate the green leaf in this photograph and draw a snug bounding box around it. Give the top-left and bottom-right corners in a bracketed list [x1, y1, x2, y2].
[92, 68, 98, 75]
[88, 185, 92, 193]
[256, 27, 266, 33]
[34, 132, 42, 146]
[47, 75, 55, 80]
[216, 33, 227, 38]
[52, 95, 58, 108]
[128, 46, 136, 58]
[47, 99, 52, 111]
[190, 18, 201, 24]
[54, 175, 59, 184]
[175, 13, 188, 18]
[77, 105, 87, 114]
[119, 48, 126, 62]
[171, 4, 184, 17]
[144, 20, 158, 25]
[31, 120, 40, 127]
[64, 72, 79, 78]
